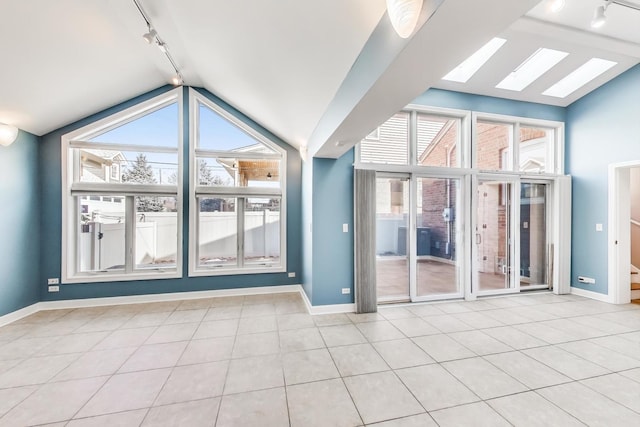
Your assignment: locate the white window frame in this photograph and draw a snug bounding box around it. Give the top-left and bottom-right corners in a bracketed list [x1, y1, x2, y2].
[61, 89, 183, 284]
[188, 88, 287, 277]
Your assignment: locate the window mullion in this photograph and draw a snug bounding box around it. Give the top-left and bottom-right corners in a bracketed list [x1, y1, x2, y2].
[238, 198, 245, 268]
[125, 196, 135, 273]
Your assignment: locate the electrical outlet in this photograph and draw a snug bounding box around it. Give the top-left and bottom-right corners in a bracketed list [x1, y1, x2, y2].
[48, 285, 60, 292]
[578, 276, 596, 284]
[288, 272, 296, 278]
[341, 288, 351, 295]
[47, 278, 59, 285]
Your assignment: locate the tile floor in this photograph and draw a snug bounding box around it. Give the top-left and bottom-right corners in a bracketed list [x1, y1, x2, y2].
[0, 291, 640, 426]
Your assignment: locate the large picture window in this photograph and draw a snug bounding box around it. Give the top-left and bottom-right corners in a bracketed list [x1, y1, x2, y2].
[189, 90, 286, 276]
[62, 89, 182, 283]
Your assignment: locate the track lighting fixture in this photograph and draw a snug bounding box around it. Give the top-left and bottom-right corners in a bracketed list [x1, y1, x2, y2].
[133, 0, 185, 86]
[142, 28, 157, 44]
[548, 0, 565, 13]
[590, 0, 640, 29]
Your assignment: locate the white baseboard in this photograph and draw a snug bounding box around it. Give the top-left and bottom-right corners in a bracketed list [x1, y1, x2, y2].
[570, 286, 613, 303]
[299, 287, 355, 315]
[0, 303, 41, 328]
[38, 285, 303, 311]
[0, 284, 357, 327]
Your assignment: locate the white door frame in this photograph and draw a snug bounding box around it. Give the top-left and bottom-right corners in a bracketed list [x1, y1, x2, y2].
[608, 160, 639, 304]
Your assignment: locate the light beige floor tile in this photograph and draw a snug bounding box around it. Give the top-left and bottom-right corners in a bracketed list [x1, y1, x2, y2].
[137, 301, 180, 314]
[93, 327, 156, 350]
[329, 343, 389, 376]
[396, 364, 479, 411]
[356, 321, 405, 342]
[0, 359, 21, 376]
[279, 327, 324, 352]
[513, 322, 574, 344]
[36, 331, 109, 356]
[346, 312, 385, 323]
[241, 303, 276, 318]
[0, 353, 80, 387]
[0, 385, 37, 417]
[154, 360, 228, 405]
[193, 319, 238, 339]
[343, 371, 424, 425]
[488, 391, 585, 427]
[288, 379, 361, 427]
[162, 309, 207, 325]
[423, 315, 473, 333]
[412, 334, 476, 362]
[118, 341, 187, 373]
[76, 368, 171, 418]
[620, 367, 640, 383]
[484, 351, 571, 389]
[0, 336, 59, 360]
[523, 345, 611, 380]
[282, 348, 339, 385]
[217, 387, 288, 427]
[0, 324, 32, 341]
[277, 313, 315, 330]
[559, 340, 640, 371]
[581, 373, 640, 413]
[145, 322, 198, 344]
[55, 347, 137, 381]
[67, 409, 148, 427]
[388, 318, 439, 338]
[73, 315, 134, 334]
[232, 331, 280, 358]
[203, 306, 242, 321]
[366, 414, 437, 426]
[209, 296, 244, 308]
[537, 382, 640, 427]
[177, 336, 234, 365]
[452, 312, 504, 329]
[237, 315, 277, 335]
[224, 354, 283, 394]
[483, 308, 532, 325]
[589, 335, 640, 360]
[372, 338, 434, 369]
[176, 298, 216, 311]
[406, 304, 445, 317]
[313, 313, 351, 327]
[430, 402, 511, 427]
[482, 325, 547, 350]
[437, 302, 474, 314]
[143, 398, 220, 426]
[0, 376, 107, 426]
[449, 330, 513, 355]
[442, 357, 527, 399]
[121, 312, 172, 329]
[378, 307, 415, 320]
[570, 315, 635, 334]
[319, 324, 367, 347]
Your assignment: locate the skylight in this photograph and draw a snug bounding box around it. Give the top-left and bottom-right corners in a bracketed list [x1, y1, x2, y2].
[543, 58, 617, 98]
[442, 37, 507, 83]
[496, 48, 568, 92]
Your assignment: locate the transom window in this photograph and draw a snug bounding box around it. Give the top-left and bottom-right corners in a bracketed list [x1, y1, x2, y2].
[189, 90, 286, 276]
[62, 89, 182, 283]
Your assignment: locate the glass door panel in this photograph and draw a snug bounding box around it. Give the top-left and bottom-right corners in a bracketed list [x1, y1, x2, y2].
[520, 183, 549, 289]
[476, 180, 513, 292]
[376, 176, 410, 302]
[415, 177, 461, 298]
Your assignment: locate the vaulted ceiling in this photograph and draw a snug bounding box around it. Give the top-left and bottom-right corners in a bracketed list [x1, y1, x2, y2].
[1, 0, 638, 158]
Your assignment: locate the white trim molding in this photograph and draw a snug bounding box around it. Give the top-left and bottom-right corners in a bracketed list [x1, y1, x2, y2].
[0, 303, 41, 328]
[299, 289, 356, 315]
[570, 286, 613, 303]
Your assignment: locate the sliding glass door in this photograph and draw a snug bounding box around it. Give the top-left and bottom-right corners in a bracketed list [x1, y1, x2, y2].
[519, 182, 550, 290]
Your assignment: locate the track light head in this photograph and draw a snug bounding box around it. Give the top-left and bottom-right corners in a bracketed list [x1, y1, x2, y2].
[157, 42, 167, 53]
[548, 0, 565, 13]
[591, 4, 607, 28]
[171, 74, 183, 86]
[142, 28, 157, 44]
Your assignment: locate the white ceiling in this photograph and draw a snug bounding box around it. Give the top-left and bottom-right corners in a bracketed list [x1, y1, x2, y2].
[1, 0, 639, 151]
[434, 0, 640, 106]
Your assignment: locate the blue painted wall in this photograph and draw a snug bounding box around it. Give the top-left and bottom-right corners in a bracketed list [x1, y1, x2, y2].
[38, 86, 302, 301]
[311, 151, 355, 305]
[566, 64, 640, 295]
[0, 130, 41, 316]
[414, 88, 566, 122]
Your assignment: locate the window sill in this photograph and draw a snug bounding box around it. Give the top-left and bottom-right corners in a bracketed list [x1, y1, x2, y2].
[189, 266, 285, 277]
[63, 270, 181, 284]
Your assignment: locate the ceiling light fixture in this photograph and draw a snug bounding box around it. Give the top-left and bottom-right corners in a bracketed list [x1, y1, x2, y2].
[548, 0, 565, 13]
[386, 0, 423, 38]
[0, 123, 18, 147]
[496, 48, 568, 92]
[442, 37, 507, 83]
[590, 0, 640, 29]
[133, 0, 184, 86]
[543, 57, 617, 98]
